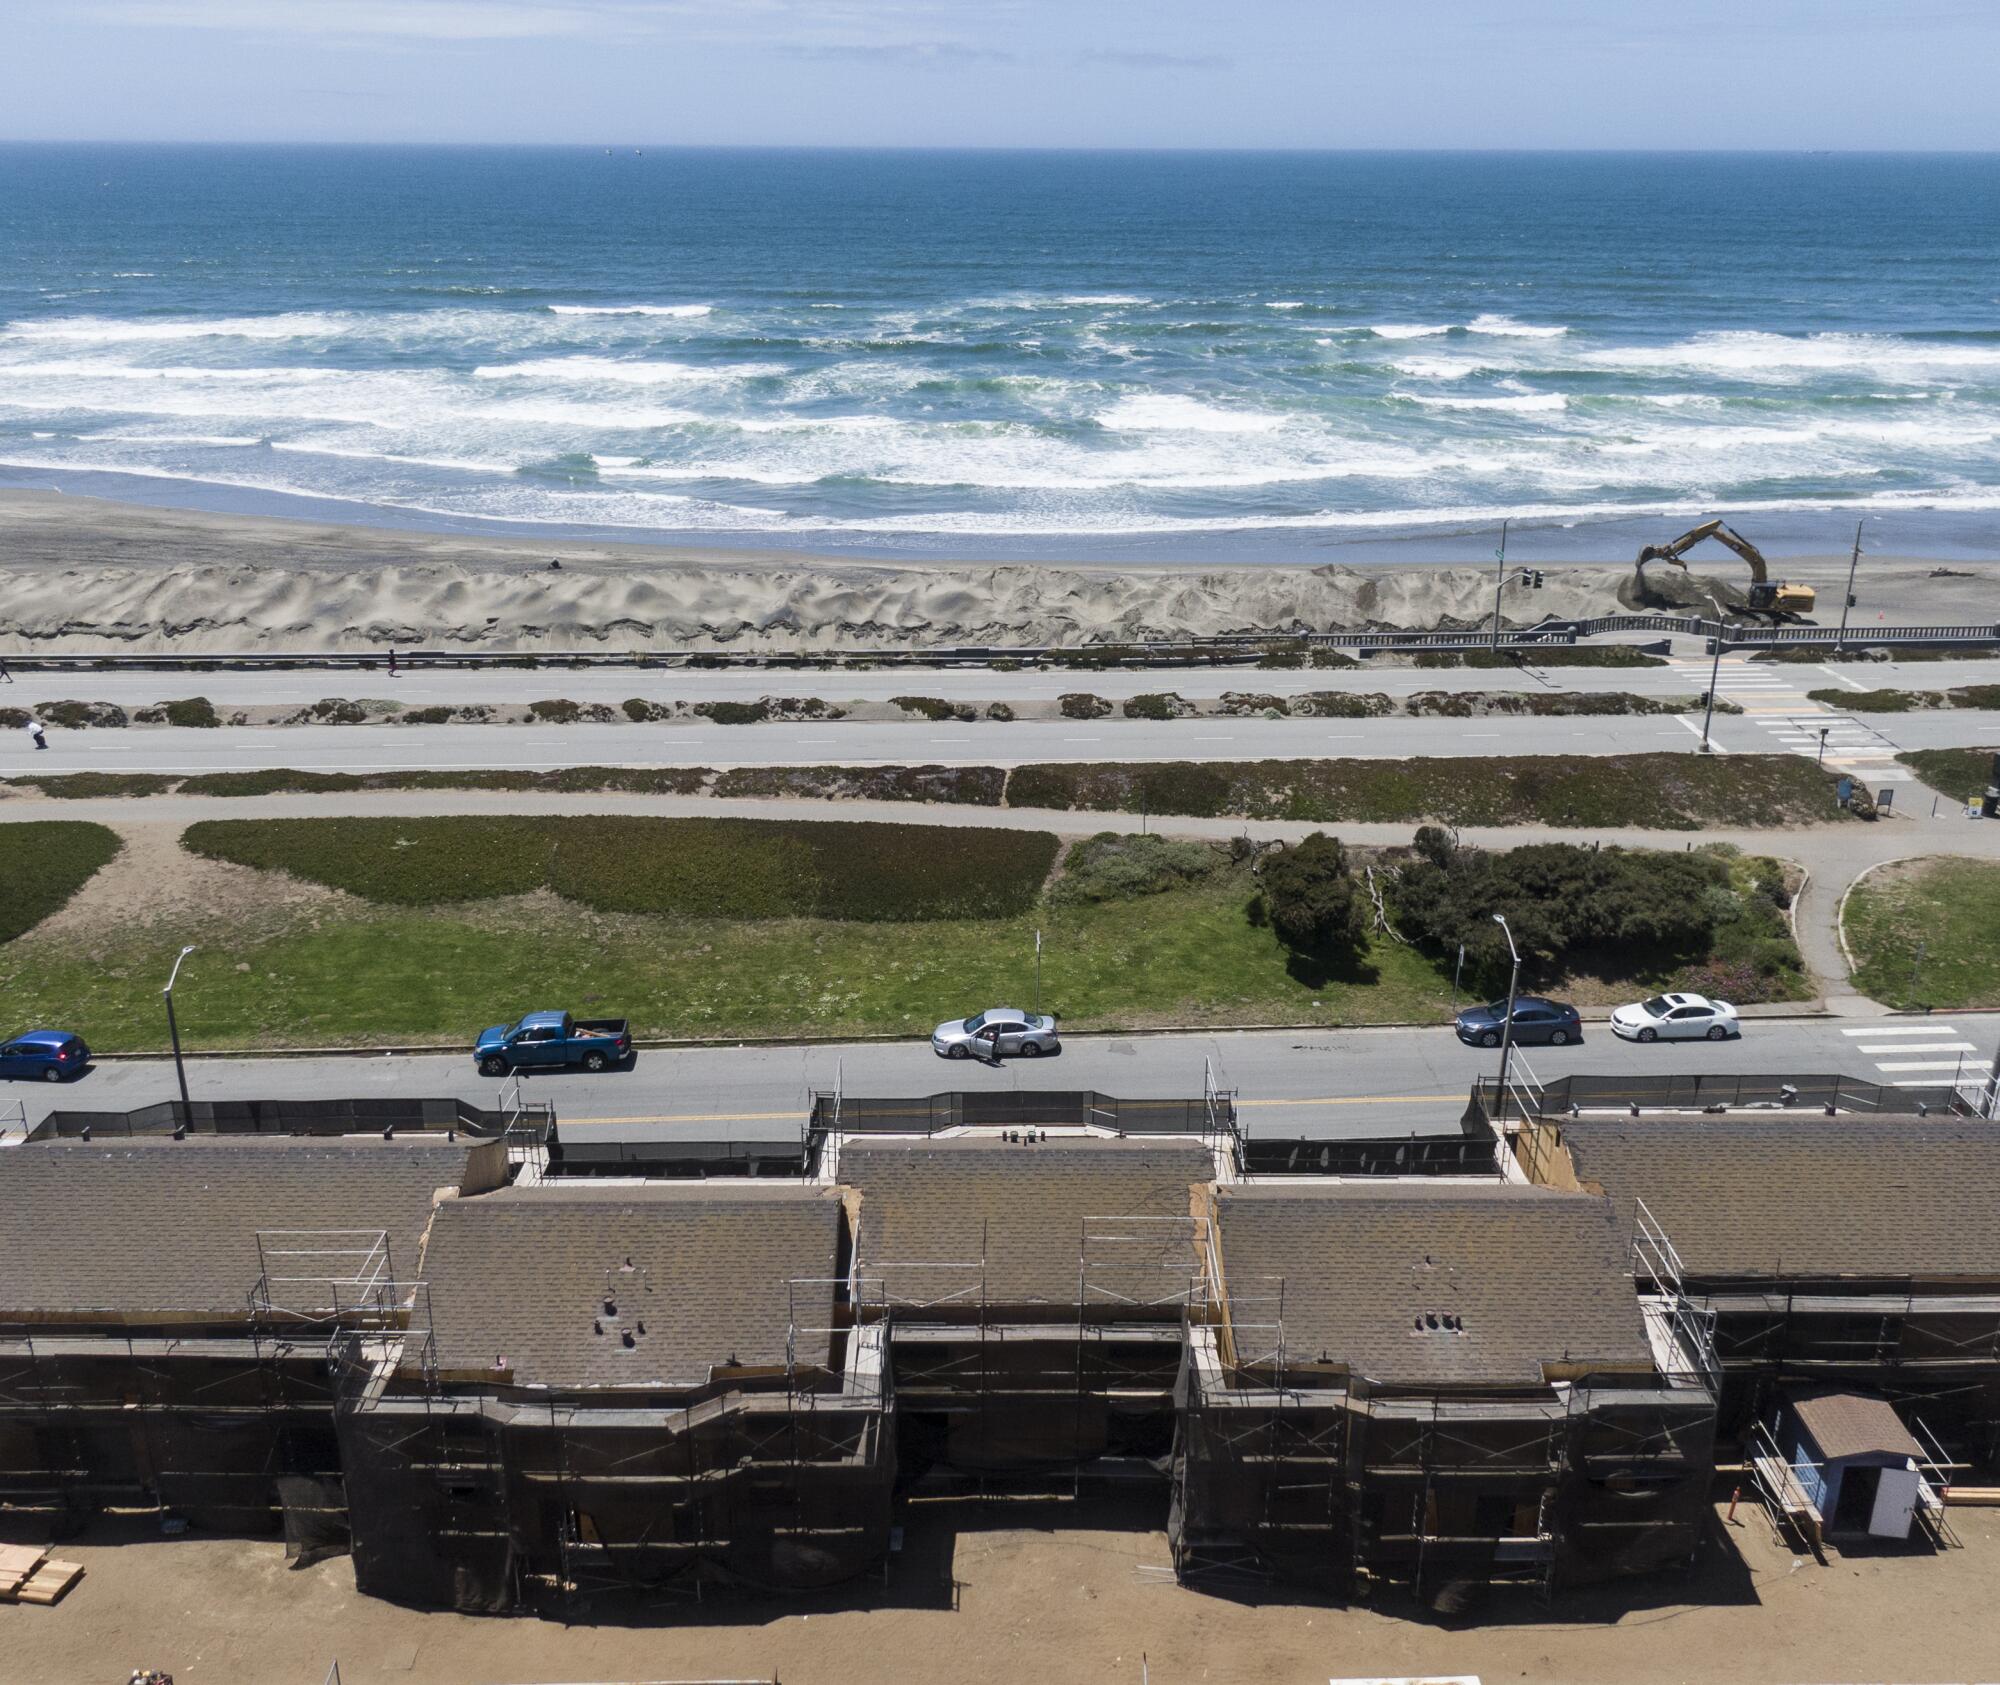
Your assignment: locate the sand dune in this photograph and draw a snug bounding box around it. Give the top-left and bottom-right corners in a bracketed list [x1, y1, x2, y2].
[0, 491, 1987, 652]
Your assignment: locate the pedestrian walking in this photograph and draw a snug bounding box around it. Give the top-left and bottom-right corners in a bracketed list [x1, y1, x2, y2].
[388, 647, 398, 677]
[27, 716, 47, 750]
[0, 655, 12, 682]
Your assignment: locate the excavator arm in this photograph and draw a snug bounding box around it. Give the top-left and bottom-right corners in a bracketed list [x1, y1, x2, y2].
[1634, 519, 1814, 617]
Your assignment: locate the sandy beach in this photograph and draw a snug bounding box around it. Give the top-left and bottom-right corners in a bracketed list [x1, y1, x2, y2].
[1, 490, 1994, 653]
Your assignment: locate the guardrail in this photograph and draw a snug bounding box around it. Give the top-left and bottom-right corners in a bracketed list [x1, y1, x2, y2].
[1470, 1070, 1981, 1120]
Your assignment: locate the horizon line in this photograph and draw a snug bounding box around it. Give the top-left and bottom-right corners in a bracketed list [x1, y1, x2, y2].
[3, 140, 2000, 157]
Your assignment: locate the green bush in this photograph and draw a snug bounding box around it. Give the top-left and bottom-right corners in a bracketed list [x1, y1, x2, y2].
[1219, 692, 1291, 715]
[3, 772, 180, 799]
[986, 702, 1016, 722]
[182, 816, 1060, 922]
[1812, 684, 2000, 712]
[1413, 646, 1665, 670]
[712, 764, 1005, 805]
[1003, 753, 1854, 830]
[622, 698, 671, 722]
[403, 706, 454, 724]
[1054, 832, 1222, 904]
[136, 697, 220, 728]
[529, 698, 616, 723]
[1122, 692, 1187, 721]
[1294, 691, 1394, 718]
[694, 700, 769, 725]
[1255, 833, 1368, 961]
[1059, 692, 1114, 720]
[1897, 746, 1998, 802]
[891, 695, 978, 722]
[35, 700, 128, 729]
[0, 820, 123, 942]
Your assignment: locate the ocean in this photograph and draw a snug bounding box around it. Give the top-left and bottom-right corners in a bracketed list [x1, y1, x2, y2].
[2, 145, 1999, 562]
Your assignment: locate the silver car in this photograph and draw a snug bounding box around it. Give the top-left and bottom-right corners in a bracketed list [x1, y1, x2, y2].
[931, 1007, 1061, 1059]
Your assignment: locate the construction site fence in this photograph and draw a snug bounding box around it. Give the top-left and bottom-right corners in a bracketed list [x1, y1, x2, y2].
[1471, 1070, 1981, 1124]
[809, 1089, 1235, 1141]
[31, 1095, 543, 1141]
[550, 1131, 807, 1178]
[8, 621, 1994, 672]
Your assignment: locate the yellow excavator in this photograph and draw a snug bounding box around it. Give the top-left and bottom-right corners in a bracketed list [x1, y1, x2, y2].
[1635, 520, 1817, 617]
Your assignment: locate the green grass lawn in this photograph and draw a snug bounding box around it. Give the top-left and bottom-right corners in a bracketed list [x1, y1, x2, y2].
[0, 820, 122, 943]
[0, 871, 1460, 1051]
[0, 818, 1812, 1050]
[1845, 856, 2000, 1010]
[1897, 747, 1998, 806]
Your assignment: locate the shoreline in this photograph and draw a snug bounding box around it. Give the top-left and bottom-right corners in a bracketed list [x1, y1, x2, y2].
[2, 488, 1996, 653]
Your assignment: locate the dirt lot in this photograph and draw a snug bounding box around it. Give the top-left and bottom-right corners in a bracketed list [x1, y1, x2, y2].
[4, 1494, 1995, 1685]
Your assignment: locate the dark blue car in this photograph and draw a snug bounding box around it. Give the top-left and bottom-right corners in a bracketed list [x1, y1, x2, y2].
[0, 1029, 93, 1082]
[1453, 996, 1581, 1049]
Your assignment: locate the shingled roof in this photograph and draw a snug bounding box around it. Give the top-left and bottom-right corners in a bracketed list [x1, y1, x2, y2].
[420, 1184, 845, 1389]
[1558, 1115, 2000, 1283]
[1212, 1183, 1653, 1388]
[841, 1136, 1209, 1310]
[0, 1136, 493, 1321]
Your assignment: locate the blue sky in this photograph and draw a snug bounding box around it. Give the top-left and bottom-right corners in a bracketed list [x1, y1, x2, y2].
[4, 0, 1998, 148]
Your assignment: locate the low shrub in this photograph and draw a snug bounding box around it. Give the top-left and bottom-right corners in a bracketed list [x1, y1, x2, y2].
[622, 698, 672, 722]
[892, 695, 978, 723]
[1122, 692, 1190, 721]
[1812, 684, 2000, 712]
[694, 700, 768, 725]
[3, 772, 181, 798]
[184, 815, 1060, 921]
[34, 700, 128, 729]
[0, 707, 26, 729]
[1054, 832, 1223, 904]
[1059, 692, 1114, 720]
[986, 702, 1016, 722]
[1049, 644, 1143, 669]
[1293, 691, 1394, 719]
[529, 698, 616, 723]
[1004, 753, 1856, 830]
[1413, 646, 1666, 670]
[1219, 692, 1291, 716]
[0, 819, 124, 942]
[713, 764, 1005, 805]
[135, 697, 220, 728]
[402, 706, 454, 725]
[1896, 747, 1999, 803]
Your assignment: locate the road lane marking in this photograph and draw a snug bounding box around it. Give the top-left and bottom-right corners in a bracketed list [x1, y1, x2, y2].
[1672, 716, 1727, 751]
[1817, 666, 1869, 691]
[1855, 1041, 1978, 1055]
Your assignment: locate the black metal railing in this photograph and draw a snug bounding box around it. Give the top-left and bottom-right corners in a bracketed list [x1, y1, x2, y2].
[809, 1088, 1235, 1140]
[1470, 1071, 1983, 1123]
[31, 1096, 533, 1140]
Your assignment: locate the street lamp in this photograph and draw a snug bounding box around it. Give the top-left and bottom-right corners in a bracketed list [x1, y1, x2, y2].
[164, 945, 196, 1129]
[1491, 914, 1522, 1122]
[1699, 592, 1726, 754]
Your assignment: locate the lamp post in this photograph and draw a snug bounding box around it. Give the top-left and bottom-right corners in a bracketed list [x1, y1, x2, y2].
[1491, 914, 1521, 1123]
[164, 944, 196, 1128]
[1700, 592, 1726, 754]
[1490, 519, 1510, 651]
[1835, 521, 1862, 653]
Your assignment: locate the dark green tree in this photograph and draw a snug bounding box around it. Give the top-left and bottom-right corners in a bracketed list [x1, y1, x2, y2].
[1257, 832, 1369, 959]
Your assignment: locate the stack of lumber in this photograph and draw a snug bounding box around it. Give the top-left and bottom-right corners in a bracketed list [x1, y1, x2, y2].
[0, 1543, 84, 1605]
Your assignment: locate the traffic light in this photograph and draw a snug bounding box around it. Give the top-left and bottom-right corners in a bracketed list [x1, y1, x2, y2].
[1532, 570, 1545, 589]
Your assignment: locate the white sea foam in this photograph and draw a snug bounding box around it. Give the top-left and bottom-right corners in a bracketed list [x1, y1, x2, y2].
[1370, 323, 1452, 340]
[1096, 393, 1286, 433]
[1401, 392, 1569, 413]
[1060, 294, 1150, 305]
[4, 313, 345, 343]
[545, 303, 713, 318]
[470, 356, 782, 384]
[1467, 314, 1568, 339]
[1391, 356, 1481, 380]
[1579, 330, 2000, 383]
[76, 431, 267, 448]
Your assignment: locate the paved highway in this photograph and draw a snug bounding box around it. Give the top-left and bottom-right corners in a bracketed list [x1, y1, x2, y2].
[9, 1018, 1994, 1145]
[4, 651, 1996, 708]
[2, 704, 1993, 777]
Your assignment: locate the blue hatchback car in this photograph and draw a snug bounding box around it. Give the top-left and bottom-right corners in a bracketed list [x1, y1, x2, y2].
[0, 1030, 93, 1082]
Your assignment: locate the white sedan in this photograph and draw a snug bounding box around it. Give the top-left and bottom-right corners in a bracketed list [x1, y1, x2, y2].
[1609, 992, 1740, 1043]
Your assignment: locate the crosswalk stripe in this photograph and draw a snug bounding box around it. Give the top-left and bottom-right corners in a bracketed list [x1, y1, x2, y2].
[1842, 1024, 1959, 1036]
[1857, 1041, 1979, 1055]
[1874, 1059, 1979, 1072]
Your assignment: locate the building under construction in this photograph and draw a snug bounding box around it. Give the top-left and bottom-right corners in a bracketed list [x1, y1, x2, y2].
[3, 1071, 1993, 1617]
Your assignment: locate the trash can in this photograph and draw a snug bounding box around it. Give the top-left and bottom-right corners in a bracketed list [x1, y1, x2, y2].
[1983, 787, 2000, 820]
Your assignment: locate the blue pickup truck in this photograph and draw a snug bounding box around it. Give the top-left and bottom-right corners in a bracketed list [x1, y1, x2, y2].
[0, 1029, 93, 1083]
[474, 1011, 632, 1076]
